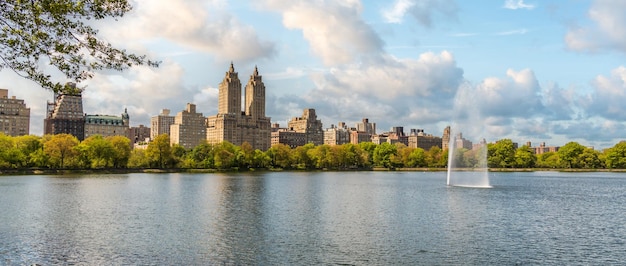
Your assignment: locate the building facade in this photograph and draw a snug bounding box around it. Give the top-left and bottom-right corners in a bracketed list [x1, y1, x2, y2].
[206, 64, 271, 150]
[84, 109, 129, 139]
[356, 118, 376, 135]
[323, 122, 351, 146]
[408, 129, 442, 150]
[442, 126, 451, 150]
[271, 124, 307, 148]
[150, 109, 175, 140]
[287, 108, 324, 146]
[170, 103, 207, 149]
[0, 89, 30, 136]
[129, 125, 151, 144]
[44, 83, 85, 140]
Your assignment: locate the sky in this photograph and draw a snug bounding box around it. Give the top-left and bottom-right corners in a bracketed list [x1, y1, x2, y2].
[1, 0, 626, 149]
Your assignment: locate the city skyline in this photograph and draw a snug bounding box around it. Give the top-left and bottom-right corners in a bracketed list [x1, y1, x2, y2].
[0, 0, 625, 149]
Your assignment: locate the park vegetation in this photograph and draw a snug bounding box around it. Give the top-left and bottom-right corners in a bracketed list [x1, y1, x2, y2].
[1, 134, 625, 171]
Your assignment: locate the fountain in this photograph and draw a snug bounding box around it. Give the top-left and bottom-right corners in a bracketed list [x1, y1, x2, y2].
[445, 84, 491, 188]
[446, 125, 491, 188]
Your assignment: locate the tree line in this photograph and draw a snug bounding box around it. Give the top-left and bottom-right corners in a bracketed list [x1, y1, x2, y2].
[2, 133, 626, 170]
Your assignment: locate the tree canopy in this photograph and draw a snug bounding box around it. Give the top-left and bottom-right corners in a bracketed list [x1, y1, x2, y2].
[0, 1, 158, 91]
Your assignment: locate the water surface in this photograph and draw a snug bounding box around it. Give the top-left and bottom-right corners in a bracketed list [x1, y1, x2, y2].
[1, 171, 624, 264]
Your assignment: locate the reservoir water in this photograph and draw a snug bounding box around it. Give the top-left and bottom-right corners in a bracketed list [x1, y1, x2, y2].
[1, 171, 625, 265]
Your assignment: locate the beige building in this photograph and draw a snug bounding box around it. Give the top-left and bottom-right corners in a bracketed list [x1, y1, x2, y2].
[442, 126, 451, 150]
[407, 129, 442, 150]
[271, 124, 307, 148]
[350, 131, 372, 144]
[356, 118, 376, 135]
[170, 103, 207, 149]
[84, 109, 129, 139]
[0, 89, 30, 136]
[530, 142, 560, 154]
[150, 109, 175, 140]
[206, 64, 271, 150]
[287, 108, 324, 146]
[44, 83, 85, 140]
[324, 122, 351, 146]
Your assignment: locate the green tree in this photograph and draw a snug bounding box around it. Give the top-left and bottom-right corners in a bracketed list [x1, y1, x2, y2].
[358, 142, 377, 166]
[514, 145, 536, 168]
[558, 141, 585, 168]
[373, 142, 397, 168]
[291, 143, 315, 169]
[0, 134, 21, 168]
[487, 139, 516, 168]
[107, 135, 131, 168]
[267, 144, 292, 169]
[146, 134, 172, 168]
[252, 149, 271, 168]
[128, 149, 149, 168]
[341, 143, 366, 168]
[0, 1, 158, 91]
[308, 144, 333, 169]
[188, 142, 215, 168]
[171, 144, 186, 168]
[407, 148, 427, 167]
[213, 141, 237, 169]
[236, 141, 255, 168]
[425, 146, 444, 167]
[578, 148, 603, 169]
[43, 134, 79, 168]
[604, 141, 626, 169]
[14, 135, 43, 167]
[79, 135, 115, 168]
[536, 152, 561, 168]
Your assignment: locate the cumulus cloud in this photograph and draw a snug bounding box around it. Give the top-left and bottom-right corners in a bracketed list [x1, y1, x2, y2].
[100, 0, 275, 62]
[261, 0, 383, 66]
[382, 0, 458, 27]
[448, 69, 585, 141]
[503, 0, 535, 10]
[275, 51, 464, 134]
[565, 0, 626, 53]
[81, 60, 209, 128]
[585, 66, 626, 119]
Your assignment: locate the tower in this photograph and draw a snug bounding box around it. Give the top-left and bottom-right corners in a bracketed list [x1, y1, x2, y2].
[245, 66, 265, 120]
[206, 63, 271, 150]
[218, 62, 242, 115]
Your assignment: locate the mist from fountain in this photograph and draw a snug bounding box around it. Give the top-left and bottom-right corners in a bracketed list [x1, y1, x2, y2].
[446, 84, 491, 188]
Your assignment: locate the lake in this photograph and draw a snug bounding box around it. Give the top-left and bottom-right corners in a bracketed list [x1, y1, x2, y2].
[1, 171, 625, 265]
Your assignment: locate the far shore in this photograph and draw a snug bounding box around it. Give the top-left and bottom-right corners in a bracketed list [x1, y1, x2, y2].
[3, 167, 626, 176]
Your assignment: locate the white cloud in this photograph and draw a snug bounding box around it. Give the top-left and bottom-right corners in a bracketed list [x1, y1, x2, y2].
[565, 0, 626, 53]
[81, 60, 198, 128]
[496, 29, 529, 35]
[382, 0, 458, 27]
[585, 66, 626, 119]
[503, 0, 535, 10]
[286, 51, 464, 134]
[382, 0, 415, 24]
[262, 0, 383, 66]
[100, 0, 276, 63]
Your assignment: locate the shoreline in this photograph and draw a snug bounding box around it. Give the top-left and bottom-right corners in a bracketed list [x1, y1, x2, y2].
[3, 167, 626, 176]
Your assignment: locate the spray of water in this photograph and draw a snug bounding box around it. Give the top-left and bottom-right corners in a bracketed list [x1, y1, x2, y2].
[446, 83, 491, 188]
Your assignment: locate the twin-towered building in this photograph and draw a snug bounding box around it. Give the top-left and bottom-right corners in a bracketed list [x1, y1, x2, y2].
[206, 63, 271, 150]
[149, 63, 272, 150]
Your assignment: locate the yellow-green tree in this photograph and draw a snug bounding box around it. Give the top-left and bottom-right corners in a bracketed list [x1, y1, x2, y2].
[108, 136, 131, 168]
[43, 134, 80, 168]
[146, 134, 172, 168]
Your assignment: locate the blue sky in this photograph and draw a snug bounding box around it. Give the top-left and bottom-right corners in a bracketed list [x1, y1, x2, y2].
[2, 0, 626, 149]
